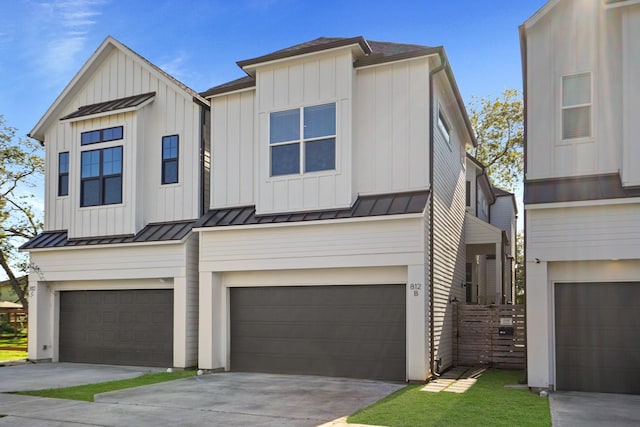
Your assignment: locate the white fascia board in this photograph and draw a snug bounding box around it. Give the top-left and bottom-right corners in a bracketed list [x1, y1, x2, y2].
[193, 212, 425, 233]
[354, 52, 438, 71]
[523, 0, 561, 29]
[605, 0, 640, 8]
[207, 86, 255, 100]
[525, 197, 640, 210]
[23, 236, 190, 253]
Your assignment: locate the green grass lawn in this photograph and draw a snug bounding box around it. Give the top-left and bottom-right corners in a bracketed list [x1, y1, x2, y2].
[348, 369, 550, 427]
[16, 370, 196, 402]
[0, 335, 27, 361]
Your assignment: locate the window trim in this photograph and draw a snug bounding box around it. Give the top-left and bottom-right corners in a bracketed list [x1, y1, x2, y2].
[437, 107, 451, 149]
[81, 126, 123, 146]
[560, 72, 592, 142]
[80, 146, 123, 207]
[58, 152, 69, 197]
[269, 102, 337, 177]
[161, 134, 179, 185]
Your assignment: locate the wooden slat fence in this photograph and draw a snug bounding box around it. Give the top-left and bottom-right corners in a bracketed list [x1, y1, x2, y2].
[453, 304, 525, 369]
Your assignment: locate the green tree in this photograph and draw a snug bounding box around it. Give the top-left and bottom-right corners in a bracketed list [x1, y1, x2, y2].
[0, 114, 44, 308]
[468, 88, 523, 192]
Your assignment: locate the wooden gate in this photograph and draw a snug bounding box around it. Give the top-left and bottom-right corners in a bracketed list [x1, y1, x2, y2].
[453, 304, 525, 369]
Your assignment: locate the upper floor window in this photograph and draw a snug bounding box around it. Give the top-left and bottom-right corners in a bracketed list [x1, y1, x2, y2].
[80, 146, 122, 207]
[465, 181, 471, 207]
[81, 126, 123, 145]
[438, 109, 451, 147]
[162, 135, 179, 184]
[58, 152, 69, 197]
[562, 72, 591, 140]
[269, 103, 336, 176]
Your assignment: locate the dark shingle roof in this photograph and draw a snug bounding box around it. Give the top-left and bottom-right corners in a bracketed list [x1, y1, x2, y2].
[21, 220, 195, 250]
[60, 92, 156, 121]
[493, 187, 513, 197]
[201, 37, 436, 98]
[196, 191, 428, 228]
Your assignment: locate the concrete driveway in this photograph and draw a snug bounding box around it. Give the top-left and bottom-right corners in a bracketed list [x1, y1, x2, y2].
[0, 364, 402, 426]
[550, 391, 640, 427]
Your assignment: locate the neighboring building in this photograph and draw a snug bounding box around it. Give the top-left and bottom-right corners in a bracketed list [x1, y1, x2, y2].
[22, 35, 516, 382]
[21, 37, 210, 368]
[465, 155, 517, 305]
[521, 0, 640, 394]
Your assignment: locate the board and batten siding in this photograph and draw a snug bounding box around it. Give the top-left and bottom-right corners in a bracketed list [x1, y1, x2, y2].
[177, 234, 199, 367]
[621, 6, 640, 186]
[211, 90, 256, 209]
[45, 47, 202, 238]
[199, 218, 424, 272]
[525, 0, 621, 181]
[527, 202, 640, 262]
[255, 49, 353, 214]
[431, 76, 467, 372]
[354, 58, 430, 196]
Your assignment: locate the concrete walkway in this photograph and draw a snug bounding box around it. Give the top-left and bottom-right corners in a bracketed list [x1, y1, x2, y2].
[550, 391, 640, 427]
[0, 365, 402, 426]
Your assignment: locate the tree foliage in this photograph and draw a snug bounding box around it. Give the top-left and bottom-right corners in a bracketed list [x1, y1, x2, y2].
[515, 231, 524, 305]
[468, 89, 523, 192]
[0, 114, 44, 308]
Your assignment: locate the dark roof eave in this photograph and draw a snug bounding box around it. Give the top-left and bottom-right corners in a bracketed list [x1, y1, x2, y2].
[236, 36, 371, 71]
[200, 77, 256, 98]
[354, 46, 441, 68]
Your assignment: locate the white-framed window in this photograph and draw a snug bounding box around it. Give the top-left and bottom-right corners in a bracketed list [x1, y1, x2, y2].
[437, 108, 451, 148]
[269, 103, 336, 177]
[562, 72, 591, 140]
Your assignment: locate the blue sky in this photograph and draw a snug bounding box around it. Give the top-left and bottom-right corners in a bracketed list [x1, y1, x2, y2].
[0, 0, 547, 220]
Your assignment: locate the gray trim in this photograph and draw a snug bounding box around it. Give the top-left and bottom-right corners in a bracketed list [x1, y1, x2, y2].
[59, 92, 156, 120]
[196, 191, 429, 229]
[20, 220, 196, 250]
[200, 76, 255, 98]
[524, 173, 640, 204]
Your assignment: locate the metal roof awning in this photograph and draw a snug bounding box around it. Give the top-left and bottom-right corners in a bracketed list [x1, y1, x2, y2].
[59, 92, 156, 122]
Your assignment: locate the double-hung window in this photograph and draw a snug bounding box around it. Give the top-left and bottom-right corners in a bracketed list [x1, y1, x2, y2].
[161, 135, 179, 184]
[80, 146, 123, 207]
[58, 152, 69, 196]
[269, 102, 336, 176]
[562, 72, 591, 140]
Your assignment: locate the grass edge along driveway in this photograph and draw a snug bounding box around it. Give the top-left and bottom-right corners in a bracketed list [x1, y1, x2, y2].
[16, 370, 196, 402]
[348, 369, 550, 427]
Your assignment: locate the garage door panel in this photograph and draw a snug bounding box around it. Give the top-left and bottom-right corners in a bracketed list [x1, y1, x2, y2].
[555, 282, 640, 394]
[59, 290, 173, 367]
[231, 285, 405, 381]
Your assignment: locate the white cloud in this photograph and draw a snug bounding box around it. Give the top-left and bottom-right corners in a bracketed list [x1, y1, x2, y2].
[30, 0, 108, 87]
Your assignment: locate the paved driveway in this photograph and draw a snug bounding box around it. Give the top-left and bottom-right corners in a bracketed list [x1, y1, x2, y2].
[550, 391, 640, 427]
[0, 365, 402, 426]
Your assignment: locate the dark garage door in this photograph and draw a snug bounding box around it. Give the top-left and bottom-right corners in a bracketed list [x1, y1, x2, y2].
[230, 285, 405, 381]
[555, 282, 640, 394]
[59, 290, 173, 367]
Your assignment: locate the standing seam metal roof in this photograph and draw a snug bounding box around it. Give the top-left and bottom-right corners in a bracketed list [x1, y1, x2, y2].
[195, 191, 429, 228]
[59, 92, 156, 120]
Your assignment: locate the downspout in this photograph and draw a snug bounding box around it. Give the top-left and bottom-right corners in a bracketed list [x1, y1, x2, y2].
[429, 53, 446, 378]
[518, 23, 529, 384]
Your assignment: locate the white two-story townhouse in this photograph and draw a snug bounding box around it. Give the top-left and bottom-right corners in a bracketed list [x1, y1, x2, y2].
[195, 36, 475, 382]
[521, 0, 640, 394]
[21, 37, 210, 368]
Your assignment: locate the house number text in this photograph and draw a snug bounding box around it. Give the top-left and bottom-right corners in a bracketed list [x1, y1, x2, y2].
[410, 283, 422, 296]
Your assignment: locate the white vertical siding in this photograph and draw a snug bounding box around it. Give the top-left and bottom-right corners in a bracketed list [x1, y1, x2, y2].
[621, 6, 640, 186]
[184, 234, 199, 367]
[354, 59, 430, 196]
[211, 91, 255, 209]
[255, 50, 353, 214]
[525, 0, 622, 181]
[431, 76, 467, 371]
[490, 197, 516, 244]
[44, 47, 202, 237]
